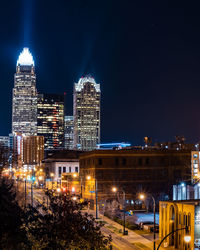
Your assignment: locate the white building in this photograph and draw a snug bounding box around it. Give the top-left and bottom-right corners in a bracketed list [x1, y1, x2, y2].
[44, 150, 81, 183]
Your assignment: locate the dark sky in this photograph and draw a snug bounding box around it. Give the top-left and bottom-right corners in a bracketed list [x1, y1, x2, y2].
[1, 0, 200, 145]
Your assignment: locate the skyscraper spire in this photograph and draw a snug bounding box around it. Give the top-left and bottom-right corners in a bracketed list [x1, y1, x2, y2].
[17, 47, 35, 66]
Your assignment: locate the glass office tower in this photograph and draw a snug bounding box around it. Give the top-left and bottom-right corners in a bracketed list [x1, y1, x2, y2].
[37, 94, 64, 150]
[12, 48, 37, 135]
[64, 116, 74, 149]
[73, 76, 100, 151]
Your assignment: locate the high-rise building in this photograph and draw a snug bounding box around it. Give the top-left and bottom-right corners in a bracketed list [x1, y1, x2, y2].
[12, 48, 37, 135]
[0, 136, 10, 148]
[64, 116, 74, 150]
[22, 135, 44, 166]
[73, 76, 100, 151]
[37, 94, 64, 150]
[12, 133, 44, 169]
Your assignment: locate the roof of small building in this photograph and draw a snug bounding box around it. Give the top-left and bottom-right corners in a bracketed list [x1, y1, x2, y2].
[43, 150, 83, 162]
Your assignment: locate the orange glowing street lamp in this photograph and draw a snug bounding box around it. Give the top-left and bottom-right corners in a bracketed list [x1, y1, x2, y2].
[139, 193, 156, 250]
[112, 186, 126, 235]
[87, 175, 98, 219]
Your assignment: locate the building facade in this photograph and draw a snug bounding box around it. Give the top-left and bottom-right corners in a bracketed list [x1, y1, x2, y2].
[37, 94, 64, 150]
[12, 48, 37, 136]
[73, 76, 100, 151]
[191, 151, 200, 183]
[64, 116, 74, 149]
[43, 150, 81, 185]
[79, 149, 191, 201]
[12, 134, 44, 169]
[159, 200, 198, 249]
[22, 136, 44, 166]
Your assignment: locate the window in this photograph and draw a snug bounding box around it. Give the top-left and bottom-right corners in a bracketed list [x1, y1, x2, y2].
[188, 213, 191, 227]
[115, 158, 119, 166]
[58, 167, 61, 177]
[122, 158, 126, 165]
[69, 167, 71, 173]
[146, 158, 149, 165]
[63, 167, 66, 173]
[98, 158, 102, 165]
[138, 158, 142, 166]
[183, 213, 186, 225]
[75, 167, 78, 173]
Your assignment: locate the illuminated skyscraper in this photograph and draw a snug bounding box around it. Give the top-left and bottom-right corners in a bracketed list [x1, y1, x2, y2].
[37, 94, 64, 150]
[73, 76, 100, 151]
[12, 48, 37, 135]
[64, 116, 74, 149]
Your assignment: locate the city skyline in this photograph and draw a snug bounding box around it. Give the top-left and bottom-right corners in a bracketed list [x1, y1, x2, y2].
[1, 1, 200, 145]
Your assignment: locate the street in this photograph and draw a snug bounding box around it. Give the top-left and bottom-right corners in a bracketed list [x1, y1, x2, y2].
[15, 182, 155, 249]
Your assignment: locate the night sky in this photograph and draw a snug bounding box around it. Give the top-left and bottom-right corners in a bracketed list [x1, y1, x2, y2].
[1, 0, 200, 145]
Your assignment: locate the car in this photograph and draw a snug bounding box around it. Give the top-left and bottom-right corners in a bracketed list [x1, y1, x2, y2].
[139, 221, 154, 229]
[150, 225, 159, 233]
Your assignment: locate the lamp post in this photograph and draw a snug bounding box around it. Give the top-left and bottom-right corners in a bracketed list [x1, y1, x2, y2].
[140, 194, 156, 250]
[24, 178, 27, 208]
[157, 226, 191, 249]
[87, 175, 98, 219]
[31, 181, 33, 207]
[74, 173, 82, 198]
[50, 173, 54, 190]
[112, 187, 126, 235]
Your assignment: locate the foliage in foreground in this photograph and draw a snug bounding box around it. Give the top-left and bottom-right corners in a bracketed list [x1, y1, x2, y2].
[0, 178, 29, 249]
[0, 178, 111, 249]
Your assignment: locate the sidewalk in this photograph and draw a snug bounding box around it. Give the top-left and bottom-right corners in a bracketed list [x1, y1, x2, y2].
[86, 209, 169, 250]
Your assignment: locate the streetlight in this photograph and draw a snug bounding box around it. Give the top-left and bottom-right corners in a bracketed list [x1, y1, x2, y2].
[112, 186, 127, 235]
[50, 173, 54, 190]
[157, 226, 191, 249]
[139, 193, 156, 250]
[87, 175, 98, 219]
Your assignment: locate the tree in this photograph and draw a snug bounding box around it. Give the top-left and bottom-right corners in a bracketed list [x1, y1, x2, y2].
[0, 178, 29, 249]
[25, 191, 111, 249]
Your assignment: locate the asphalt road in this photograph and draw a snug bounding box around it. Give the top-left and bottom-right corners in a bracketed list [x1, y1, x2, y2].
[16, 183, 143, 249]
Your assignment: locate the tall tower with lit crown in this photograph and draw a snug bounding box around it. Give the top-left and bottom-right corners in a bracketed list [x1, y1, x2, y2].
[12, 48, 37, 135]
[73, 76, 100, 151]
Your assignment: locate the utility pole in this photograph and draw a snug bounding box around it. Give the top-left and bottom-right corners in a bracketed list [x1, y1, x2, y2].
[24, 179, 27, 208]
[80, 176, 83, 198]
[122, 190, 126, 235]
[31, 182, 33, 207]
[95, 178, 98, 219]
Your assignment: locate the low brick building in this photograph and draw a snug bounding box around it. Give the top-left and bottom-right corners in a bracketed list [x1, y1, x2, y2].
[79, 149, 191, 201]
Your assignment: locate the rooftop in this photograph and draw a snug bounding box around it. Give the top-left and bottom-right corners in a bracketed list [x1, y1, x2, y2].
[17, 48, 35, 66]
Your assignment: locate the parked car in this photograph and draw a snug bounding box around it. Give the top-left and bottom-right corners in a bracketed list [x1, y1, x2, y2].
[150, 225, 159, 233]
[139, 221, 154, 230]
